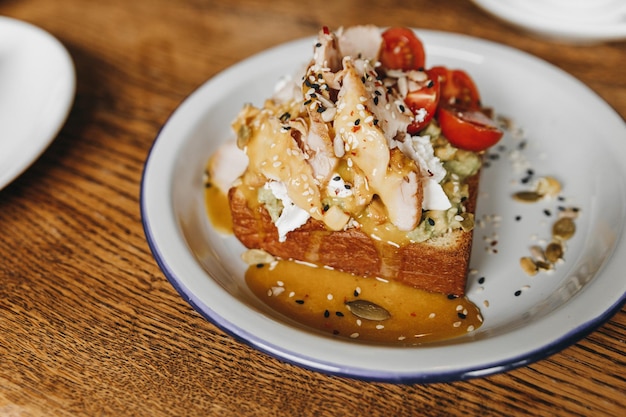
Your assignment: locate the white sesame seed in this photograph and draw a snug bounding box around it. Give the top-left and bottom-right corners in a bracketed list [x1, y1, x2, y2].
[453, 321, 462, 328]
[376, 324, 384, 330]
[327, 294, 333, 301]
[428, 313, 436, 319]
[350, 333, 360, 339]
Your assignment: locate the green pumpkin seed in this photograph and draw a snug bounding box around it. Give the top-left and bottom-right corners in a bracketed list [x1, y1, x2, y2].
[345, 300, 391, 321]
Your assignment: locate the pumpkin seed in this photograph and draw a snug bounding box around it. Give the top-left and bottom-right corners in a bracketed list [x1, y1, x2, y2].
[345, 300, 391, 321]
[512, 191, 543, 203]
[520, 257, 539, 276]
[529, 245, 546, 262]
[545, 241, 563, 263]
[553, 217, 576, 241]
[535, 260, 553, 271]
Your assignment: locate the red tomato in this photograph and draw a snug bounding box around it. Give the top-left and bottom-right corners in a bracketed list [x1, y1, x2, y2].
[429, 66, 481, 110]
[438, 106, 503, 152]
[405, 73, 440, 134]
[380, 27, 426, 71]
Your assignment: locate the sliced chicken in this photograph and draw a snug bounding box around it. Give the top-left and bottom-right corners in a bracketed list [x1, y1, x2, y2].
[337, 25, 382, 62]
[244, 114, 324, 221]
[335, 59, 423, 230]
[312, 27, 341, 72]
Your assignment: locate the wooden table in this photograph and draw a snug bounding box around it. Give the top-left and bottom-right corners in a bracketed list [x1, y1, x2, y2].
[1, 1, 624, 415]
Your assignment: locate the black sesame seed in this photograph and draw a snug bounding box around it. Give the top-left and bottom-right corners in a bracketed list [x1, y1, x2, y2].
[303, 99, 312, 105]
[457, 312, 467, 320]
[399, 104, 406, 112]
[515, 215, 522, 221]
[333, 176, 341, 181]
[373, 119, 379, 126]
[315, 42, 322, 48]
[279, 112, 291, 122]
[544, 209, 551, 216]
[354, 119, 360, 126]
[324, 310, 330, 318]
[427, 218, 435, 226]
[256, 263, 264, 268]
[316, 105, 326, 113]
[426, 80, 434, 88]
[323, 204, 330, 212]
[344, 184, 351, 190]
[295, 299, 305, 304]
[353, 289, 359, 297]
[447, 294, 458, 300]
[478, 277, 485, 284]
[373, 96, 379, 105]
[335, 311, 344, 317]
[514, 290, 522, 297]
[374, 90, 382, 96]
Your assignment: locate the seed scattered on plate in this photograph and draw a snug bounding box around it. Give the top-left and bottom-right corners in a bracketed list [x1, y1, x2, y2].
[545, 241, 563, 263]
[553, 217, 576, 241]
[513, 190, 543, 203]
[345, 299, 391, 321]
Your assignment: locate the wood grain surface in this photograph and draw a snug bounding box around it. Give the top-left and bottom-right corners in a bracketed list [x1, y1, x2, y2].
[1, 0, 624, 416]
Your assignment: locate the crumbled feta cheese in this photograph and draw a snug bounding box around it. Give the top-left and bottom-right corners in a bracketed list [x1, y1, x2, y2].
[264, 181, 310, 242]
[326, 174, 353, 198]
[396, 134, 451, 211]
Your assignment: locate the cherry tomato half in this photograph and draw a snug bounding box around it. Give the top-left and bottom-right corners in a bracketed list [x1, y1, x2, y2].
[380, 27, 426, 71]
[438, 106, 503, 152]
[429, 66, 481, 110]
[405, 73, 440, 134]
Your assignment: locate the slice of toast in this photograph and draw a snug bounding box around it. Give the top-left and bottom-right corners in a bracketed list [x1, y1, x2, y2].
[228, 171, 479, 296]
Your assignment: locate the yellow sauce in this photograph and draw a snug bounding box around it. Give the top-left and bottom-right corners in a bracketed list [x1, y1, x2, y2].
[246, 259, 482, 345]
[204, 183, 233, 234]
[205, 172, 482, 345]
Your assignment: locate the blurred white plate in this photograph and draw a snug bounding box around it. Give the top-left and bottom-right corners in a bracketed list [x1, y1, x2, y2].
[0, 16, 75, 190]
[472, 0, 626, 43]
[141, 29, 626, 383]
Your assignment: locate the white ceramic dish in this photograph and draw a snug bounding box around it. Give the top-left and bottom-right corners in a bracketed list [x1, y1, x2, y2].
[0, 16, 75, 190]
[141, 30, 626, 383]
[472, 0, 626, 43]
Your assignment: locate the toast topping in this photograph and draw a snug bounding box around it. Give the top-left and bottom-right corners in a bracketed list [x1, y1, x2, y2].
[227, 26, 482, 243]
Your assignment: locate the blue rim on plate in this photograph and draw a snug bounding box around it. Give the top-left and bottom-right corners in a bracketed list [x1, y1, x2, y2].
[141, 29, 626, 383]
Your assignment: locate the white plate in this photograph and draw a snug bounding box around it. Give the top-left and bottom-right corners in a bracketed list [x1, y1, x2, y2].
[472, 0, 626, 43]
[0, 16, 75, 190]
[141, 30, 626, 383]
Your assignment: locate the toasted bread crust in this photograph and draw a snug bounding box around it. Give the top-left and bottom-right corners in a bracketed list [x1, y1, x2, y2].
[228, 173, 479, 296]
